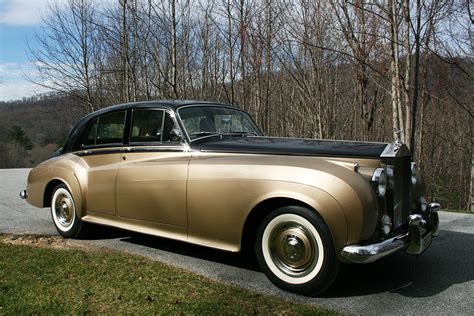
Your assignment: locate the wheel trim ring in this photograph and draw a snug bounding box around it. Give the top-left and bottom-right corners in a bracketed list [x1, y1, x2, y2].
[51, 188, 75, 232]
[262, 214, 325, 285]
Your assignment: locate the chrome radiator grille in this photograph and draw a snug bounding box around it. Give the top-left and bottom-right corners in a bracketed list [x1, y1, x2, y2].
[391, 156, 411, 228]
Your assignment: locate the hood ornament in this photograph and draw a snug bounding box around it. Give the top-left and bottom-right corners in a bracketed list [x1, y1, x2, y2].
[393, 128, 403, 150]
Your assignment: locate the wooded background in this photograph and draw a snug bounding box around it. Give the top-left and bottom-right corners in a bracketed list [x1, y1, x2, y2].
[0, 0, 472, 210]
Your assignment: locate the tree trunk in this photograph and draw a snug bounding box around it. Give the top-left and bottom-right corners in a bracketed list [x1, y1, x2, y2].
[402, 0, 412, 147]
[170, 0, 178, 99]
[121, 0, 130, 103]
[226, 1, 235, 104]
[239, 0, 247, 110]
[410, 0, 422, 153]
[470, 155, 473, 211]
[389, 0, 403, 141]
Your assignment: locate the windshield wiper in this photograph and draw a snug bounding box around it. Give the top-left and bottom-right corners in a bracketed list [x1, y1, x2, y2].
[226, 131, 258, 136]
[191, 131, 222, 137]
[190, 131, 259, 143]
[190, 132, 224, 142]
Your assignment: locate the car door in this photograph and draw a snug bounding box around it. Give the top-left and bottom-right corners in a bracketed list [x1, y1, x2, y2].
[115, 109, 190, 227]
[79, 110, 126, 215]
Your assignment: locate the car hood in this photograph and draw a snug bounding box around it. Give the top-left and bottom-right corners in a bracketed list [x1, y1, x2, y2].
[192, 136, 388, 158]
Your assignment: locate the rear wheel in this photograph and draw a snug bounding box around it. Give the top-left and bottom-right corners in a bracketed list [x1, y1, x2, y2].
[255, 206, 339, 296]
[50, 184, 87, 238]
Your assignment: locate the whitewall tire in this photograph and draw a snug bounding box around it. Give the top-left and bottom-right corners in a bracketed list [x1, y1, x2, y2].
[50, 184, 86, 238]
[255, 206, 339, 296]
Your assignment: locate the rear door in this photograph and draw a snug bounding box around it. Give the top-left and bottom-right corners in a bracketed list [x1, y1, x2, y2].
[78, 110, 126, 215]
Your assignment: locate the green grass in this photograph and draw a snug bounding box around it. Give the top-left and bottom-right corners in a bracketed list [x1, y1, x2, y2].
[0, 240, 336, 315]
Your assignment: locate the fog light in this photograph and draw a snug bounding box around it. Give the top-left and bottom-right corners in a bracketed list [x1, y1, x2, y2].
[381, 214, 392, 235]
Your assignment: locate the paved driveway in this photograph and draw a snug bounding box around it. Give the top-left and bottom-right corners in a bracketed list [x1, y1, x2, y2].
[1, 168, 473, 315]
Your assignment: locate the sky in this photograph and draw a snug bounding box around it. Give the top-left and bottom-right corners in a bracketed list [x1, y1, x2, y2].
[0, 0, 68, 101]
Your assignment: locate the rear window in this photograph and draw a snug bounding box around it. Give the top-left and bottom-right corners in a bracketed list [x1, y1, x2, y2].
[82, 111, 126, 147]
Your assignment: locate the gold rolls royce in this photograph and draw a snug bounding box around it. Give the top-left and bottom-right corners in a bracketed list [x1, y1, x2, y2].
[20, 101, 440, 296]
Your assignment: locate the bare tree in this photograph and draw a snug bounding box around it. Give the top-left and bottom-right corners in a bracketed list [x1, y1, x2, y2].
[28, 0, 100, 112]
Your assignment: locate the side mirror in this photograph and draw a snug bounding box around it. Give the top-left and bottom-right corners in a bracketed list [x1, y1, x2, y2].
[170, 128, 183, 142]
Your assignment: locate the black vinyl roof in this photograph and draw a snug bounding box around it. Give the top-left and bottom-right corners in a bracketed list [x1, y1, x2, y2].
[81, 100, 231, 121]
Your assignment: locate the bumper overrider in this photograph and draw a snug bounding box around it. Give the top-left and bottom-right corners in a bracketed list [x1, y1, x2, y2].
[341, 202, 440, 263]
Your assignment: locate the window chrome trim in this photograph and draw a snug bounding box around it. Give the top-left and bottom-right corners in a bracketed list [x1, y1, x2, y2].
[75, 147, 124, 157]
[122, 145, 189, 154]
[75, 144, 189, 157]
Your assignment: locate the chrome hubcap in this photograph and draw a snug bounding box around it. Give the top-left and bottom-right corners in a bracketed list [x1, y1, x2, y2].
[269, 223, 318, 277]
[54, 193, 74, 227]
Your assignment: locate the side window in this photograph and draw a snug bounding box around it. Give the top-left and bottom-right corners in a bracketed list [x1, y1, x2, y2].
[130, 109, 164, 143]
[96, 111, 126, 145]
[82, 111, 126, 147]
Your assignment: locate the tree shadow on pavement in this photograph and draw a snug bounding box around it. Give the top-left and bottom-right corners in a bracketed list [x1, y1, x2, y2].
[322, 230, 474, 298]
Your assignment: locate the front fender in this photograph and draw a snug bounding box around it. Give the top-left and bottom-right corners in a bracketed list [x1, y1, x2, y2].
[302, 160, 380, 244]
[249, 183, 348, 256]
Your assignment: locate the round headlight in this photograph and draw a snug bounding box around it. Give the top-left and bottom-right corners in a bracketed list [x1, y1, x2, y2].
[372, 168, 387, 197]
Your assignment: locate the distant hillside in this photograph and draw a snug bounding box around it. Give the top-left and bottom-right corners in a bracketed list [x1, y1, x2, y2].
[0, 95, 86, 168]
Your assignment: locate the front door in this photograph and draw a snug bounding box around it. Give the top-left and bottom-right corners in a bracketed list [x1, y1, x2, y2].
[115, 109, 190, 227]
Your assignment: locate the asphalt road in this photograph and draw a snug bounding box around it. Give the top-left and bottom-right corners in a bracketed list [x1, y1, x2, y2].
[1, 168, 473, 315]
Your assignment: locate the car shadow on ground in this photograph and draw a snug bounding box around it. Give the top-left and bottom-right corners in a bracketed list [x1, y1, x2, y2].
[81, 224, 131, 240]
[84, 227, 473, 298]
[120, 232, 261, 271]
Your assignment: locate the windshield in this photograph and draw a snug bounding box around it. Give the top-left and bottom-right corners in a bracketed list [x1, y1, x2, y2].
[177, 105, 262, 141]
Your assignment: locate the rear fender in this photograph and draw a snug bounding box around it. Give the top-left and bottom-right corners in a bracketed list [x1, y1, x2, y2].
[27, 166, 83, 217]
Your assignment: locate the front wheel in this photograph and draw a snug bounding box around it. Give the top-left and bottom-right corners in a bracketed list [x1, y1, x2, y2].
[50, 184, 87, 238]
[255, 206, 339, 296]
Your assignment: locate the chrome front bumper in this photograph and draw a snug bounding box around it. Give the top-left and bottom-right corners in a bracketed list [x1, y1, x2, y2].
[341, 203, 440, 264]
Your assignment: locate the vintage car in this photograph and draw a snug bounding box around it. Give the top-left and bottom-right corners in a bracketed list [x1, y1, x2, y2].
[20, 100, 440, 295]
